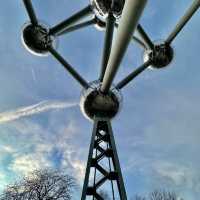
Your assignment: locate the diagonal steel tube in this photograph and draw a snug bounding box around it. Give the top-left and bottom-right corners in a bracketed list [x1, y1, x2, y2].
[57, 18, 96, 36]
[116, 60, 152, 89]
[99, 12, 116, 81]
[166, 0, 200, 44]
[107, 120, 127, 199]
[49, 5, 93, 36]
[131, 35, 147, 49]
[48, 46, 89, 89]
[22, 0, 38, 26]
[137, 24, 154, 49]
[100, 0, 147, 93]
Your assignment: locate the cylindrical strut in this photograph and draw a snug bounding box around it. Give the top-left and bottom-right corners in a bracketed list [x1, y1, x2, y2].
[101, 0, 147, 93]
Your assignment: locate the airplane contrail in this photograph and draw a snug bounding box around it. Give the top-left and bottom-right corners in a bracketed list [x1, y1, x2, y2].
[0, 101, 78, 123]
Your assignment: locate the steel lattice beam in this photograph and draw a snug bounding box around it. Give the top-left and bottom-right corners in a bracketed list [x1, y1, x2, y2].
[81, 118, 127, 200]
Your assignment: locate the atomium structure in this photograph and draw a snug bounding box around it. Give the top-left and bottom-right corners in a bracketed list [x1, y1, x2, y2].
[21, 0, 200, 199]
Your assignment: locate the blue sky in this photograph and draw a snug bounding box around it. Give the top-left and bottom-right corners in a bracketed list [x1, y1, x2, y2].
[0, 0, 200, 199]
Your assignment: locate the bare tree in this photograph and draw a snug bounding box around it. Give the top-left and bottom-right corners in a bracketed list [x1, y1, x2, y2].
[0, 168, 76, 200]
[150, 190, 177, 200]
[132, 190, 183, 200]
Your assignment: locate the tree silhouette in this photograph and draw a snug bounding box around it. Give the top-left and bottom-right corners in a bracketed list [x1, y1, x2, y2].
[132, 190, 184, 200]
[0, 169, 76, 200]
[150, 190, 176, 200]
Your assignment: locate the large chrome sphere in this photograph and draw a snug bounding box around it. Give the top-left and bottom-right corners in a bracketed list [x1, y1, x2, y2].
[80, 80, 122, 121]
[144, 42, 174, 69]
[90, 0, 125, 21]
[21, 22, 57, 56]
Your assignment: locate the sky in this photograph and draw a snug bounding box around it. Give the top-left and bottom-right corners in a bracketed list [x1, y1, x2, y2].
[0, 0, 200, 199]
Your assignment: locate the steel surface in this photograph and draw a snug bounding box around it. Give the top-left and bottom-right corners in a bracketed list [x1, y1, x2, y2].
[101, 0, 147, 93]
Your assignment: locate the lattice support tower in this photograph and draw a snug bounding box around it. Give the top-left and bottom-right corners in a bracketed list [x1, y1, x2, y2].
[81, 118, 127, 200]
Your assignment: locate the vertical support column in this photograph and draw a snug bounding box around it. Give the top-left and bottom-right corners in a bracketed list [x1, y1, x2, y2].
[81, 117, 127, 200]
[81, 118, 98, 200]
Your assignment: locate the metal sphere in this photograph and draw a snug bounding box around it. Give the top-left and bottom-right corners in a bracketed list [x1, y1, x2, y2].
[90, 0, 125, 21]
[21, 22, 57, 56]
[80, 80, 122, 121]
[144, 42, 174, 69]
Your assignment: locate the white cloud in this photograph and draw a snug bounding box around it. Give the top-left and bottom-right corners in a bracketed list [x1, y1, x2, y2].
[10, 154, 51, 176]
[0, 173, 7, 191]
[0, 145, 15, 154]
[0, 115, 88, 190]
[152, 161, 200, 194]
[0, 100, 77, 124]
[153, 161, 188, 186]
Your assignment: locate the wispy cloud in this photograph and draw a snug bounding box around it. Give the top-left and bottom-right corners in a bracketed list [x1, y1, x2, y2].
[0, 117, 84, 187]
[153, 161, 200, 195]
[0, 101, 77, 123]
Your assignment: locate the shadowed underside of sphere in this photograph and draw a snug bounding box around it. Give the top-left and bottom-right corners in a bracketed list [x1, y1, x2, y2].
[90, 0, 125, 21]
[144, 42, 174, 69]
[21, 22, 57, 56]
[80, 81, 122, 121]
